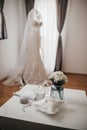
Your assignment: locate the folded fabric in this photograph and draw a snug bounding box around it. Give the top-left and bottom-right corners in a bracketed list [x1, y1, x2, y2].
[14, 84, 50, 100]
[34, 96, 64, 115]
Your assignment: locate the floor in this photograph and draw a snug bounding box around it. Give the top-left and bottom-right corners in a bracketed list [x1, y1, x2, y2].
[0, 73, 87, 106]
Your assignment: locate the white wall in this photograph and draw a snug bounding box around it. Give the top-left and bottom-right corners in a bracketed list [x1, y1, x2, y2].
[62, 0, 87, 74]
[0, 0, 26, 79]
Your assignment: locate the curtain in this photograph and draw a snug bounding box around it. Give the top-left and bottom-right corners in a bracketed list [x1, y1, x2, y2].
[34, 0, 58, 74]
[54, 0, 68, 71]
[0, 0, 7, 40]
[25, 0, 35, 16]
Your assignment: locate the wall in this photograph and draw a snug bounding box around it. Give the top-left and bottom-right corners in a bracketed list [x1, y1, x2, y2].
[0, 0, 26, 79]
[62, 0, 87, 74]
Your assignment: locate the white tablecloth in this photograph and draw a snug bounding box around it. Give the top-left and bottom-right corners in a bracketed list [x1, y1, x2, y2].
[0, 85, 87, 130]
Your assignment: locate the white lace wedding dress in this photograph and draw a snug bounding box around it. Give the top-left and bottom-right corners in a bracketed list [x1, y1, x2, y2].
[3, 9, 49, 86]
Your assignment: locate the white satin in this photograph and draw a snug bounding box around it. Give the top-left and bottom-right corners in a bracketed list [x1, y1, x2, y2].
[3, 9, 49, 86]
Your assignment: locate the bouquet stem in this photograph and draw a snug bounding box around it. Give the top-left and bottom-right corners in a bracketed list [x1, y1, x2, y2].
[50, 85, 64, 100]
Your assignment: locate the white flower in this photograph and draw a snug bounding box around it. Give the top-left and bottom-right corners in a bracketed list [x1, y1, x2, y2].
[49, 71, 68, 86]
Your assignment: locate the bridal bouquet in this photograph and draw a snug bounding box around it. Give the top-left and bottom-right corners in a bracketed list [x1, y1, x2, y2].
[49, 71, 68, 86]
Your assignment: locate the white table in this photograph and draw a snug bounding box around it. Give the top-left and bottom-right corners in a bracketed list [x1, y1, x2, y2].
[0, 86, 87, 130]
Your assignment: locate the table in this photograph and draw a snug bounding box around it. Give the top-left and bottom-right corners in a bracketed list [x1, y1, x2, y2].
[0, 86, 87, 130]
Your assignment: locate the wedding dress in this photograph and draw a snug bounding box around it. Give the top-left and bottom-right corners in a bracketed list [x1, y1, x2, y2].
[3, 9, 49, 86]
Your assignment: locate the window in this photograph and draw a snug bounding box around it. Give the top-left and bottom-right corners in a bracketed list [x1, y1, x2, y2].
[34, 0, 58, 74]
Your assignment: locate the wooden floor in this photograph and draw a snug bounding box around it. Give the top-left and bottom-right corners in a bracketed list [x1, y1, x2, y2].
[0, 73, 87, 106]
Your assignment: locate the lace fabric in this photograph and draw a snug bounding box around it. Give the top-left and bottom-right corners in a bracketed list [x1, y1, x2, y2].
[3, 9, 49, 86]
[34, 96, 63, 114]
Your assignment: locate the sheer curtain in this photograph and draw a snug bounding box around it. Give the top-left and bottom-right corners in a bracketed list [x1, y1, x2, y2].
[34, 0, 58, 74]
